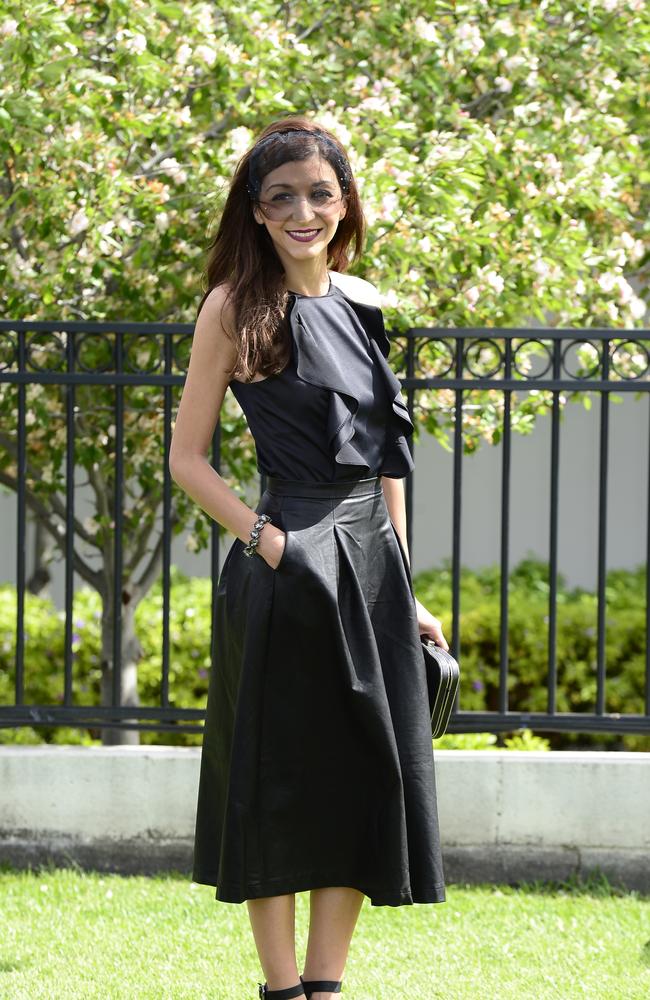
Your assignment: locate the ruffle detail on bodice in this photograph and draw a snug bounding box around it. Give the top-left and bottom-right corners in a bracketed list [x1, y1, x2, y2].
[288, 285, 415, 477]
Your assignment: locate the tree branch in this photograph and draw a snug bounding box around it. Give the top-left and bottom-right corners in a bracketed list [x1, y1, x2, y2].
[0, 469, 104, 593]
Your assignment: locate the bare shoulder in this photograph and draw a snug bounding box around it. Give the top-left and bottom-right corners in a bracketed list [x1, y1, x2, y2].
[200, 283, 238, 345]
[329, 270, 382, 308]
[169, 283, 240, 469]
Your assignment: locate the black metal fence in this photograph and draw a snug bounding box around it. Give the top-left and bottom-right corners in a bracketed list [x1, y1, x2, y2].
[1, 319, 648, 737]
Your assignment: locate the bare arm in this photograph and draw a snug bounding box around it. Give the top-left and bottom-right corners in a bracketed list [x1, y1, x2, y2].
[168, 285, 285, 568]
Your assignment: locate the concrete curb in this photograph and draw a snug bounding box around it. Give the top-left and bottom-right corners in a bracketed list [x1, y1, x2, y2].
[1, 746, 648, 893]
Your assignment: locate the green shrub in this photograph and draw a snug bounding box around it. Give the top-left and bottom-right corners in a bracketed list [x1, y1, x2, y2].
[415, 557, 649, 751]
[0, 559, 647, 750]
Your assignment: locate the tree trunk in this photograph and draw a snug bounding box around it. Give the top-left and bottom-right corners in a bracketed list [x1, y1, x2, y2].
[100, 591, 143, 746]
[27, 515, 55, 596]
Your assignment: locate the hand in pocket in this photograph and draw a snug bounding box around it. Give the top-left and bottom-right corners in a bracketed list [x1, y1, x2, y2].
[260, 526, 288, 571]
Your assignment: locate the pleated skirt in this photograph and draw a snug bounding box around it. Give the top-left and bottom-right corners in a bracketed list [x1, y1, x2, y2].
[191, 475, 447, 907]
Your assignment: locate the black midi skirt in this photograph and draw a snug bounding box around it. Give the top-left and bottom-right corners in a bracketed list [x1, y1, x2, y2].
[191, 475, 447, 907]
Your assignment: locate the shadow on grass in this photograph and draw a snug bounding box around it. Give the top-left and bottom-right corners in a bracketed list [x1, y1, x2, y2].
[500, 867, 646, 899]
[3, 858, 648, 903]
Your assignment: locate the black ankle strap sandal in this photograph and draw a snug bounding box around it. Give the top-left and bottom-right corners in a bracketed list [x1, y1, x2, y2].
[257, 981, 306, 999]
[300, 976, 343, 998]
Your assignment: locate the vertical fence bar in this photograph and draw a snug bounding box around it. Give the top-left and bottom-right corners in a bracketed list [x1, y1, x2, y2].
[647, 392, 650, 717]
[596, 338, 610, 716]
[161, 328, 174, 710]
[451, 336, 463, 676]
[499, 341, 512, 716]
[210, 417, 223, 679]
[112, 330, 125, 713]
[547, 339, 561, 716]
[405, 331, 415, 558]
[63, 329, 76, 705]
[15, 329, 26, 707]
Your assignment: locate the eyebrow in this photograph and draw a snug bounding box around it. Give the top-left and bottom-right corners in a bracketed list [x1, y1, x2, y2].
[265, 179, 335, 190]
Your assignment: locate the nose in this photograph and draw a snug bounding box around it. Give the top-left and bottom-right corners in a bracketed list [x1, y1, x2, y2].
[288, 194, 318, 220]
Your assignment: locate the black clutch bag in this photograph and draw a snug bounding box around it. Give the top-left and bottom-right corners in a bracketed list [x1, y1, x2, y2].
[421, 638, 460, 738]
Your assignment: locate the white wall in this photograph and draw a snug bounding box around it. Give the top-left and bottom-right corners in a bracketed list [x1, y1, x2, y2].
[412, 390, 648, 588]
[1, 747, 648, 892]
[0, 393, 647, 600]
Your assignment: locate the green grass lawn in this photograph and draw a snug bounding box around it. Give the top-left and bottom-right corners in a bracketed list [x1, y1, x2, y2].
[0, 865, 648, 999]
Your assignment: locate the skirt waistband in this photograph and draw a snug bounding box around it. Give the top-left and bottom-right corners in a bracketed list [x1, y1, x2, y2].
[265, 475, 383, 498]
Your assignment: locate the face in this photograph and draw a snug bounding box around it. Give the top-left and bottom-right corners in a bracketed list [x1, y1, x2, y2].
[252, 153, 347, 263]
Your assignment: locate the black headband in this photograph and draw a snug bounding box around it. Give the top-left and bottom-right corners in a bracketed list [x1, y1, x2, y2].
[246, 128, 351, 199]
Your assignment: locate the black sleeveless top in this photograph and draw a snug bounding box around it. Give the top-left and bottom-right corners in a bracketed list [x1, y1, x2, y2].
[229, 277, 415, 482]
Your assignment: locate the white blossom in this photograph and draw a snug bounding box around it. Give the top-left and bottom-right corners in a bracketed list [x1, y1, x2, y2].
[380, 192, 400, 219]
[195, 3, 215, 34]
[601, 68, 622, 91]
[228, 126, 254, 159]
[70, 209, 89, 236]
[582, 147, 603, 168]
[124, 33, 147, 55]
[513, 101, 542, 121]
[155, 212, 170, 233]
[543, 153, 563, 178]
[64, 121, 83, 142]
[159, 157, 187, 183]
[504, 54, 526, 71]
[494, 76, 512, 93]
[483, 270, 505, 294]
[455, 23, 485, 56]
[629, 296, 647, 319]
[380, 288, 400, 309]
[195, 45, 216, 64]
[176, 43, 192, 66]
[597, 271, 617, 292]
[614, 276, 634, 303]
[599, 173, 618, 197]
[414, 17, 441, 44]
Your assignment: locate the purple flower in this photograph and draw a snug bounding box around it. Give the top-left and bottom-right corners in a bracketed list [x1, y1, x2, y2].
[472, 679, 484, 691]
[198, 669, 208, 679]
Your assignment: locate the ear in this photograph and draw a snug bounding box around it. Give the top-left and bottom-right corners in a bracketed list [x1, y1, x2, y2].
[252, 205, 265, 226]
[338, 195, 348, 222]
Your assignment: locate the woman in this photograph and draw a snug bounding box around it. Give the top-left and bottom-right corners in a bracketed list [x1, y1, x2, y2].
[169, 116, 448, 1000]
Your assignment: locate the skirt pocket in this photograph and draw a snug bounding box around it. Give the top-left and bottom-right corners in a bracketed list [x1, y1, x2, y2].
[272, 527, 290, 572]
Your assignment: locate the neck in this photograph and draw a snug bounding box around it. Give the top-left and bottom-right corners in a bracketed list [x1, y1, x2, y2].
[281, 259, 331, 297]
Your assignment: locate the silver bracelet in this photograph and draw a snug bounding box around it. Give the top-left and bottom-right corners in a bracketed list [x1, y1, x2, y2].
[243, 513, 272, 557]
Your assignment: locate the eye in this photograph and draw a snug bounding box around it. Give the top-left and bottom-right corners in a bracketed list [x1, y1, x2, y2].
[312, 189, 333, 200]
[271, 192, 291, 201]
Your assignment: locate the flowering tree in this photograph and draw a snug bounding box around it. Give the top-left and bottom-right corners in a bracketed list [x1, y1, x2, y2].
[0, 0, 647, 741]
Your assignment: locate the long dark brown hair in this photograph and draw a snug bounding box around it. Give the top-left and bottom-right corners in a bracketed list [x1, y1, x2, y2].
[197, 115, 366, 382]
